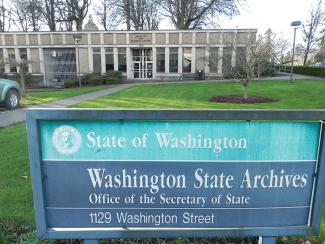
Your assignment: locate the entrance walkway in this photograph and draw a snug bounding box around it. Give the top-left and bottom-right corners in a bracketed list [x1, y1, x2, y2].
[1, 73, 325, 128]
[0, 84, 131, 128]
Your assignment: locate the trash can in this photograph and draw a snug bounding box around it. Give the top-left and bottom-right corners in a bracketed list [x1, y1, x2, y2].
[196, 69, 204, 80]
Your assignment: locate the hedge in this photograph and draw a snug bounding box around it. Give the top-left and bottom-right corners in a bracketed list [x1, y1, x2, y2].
[292, 66, 325, 78]
[64, 71, 124, 88]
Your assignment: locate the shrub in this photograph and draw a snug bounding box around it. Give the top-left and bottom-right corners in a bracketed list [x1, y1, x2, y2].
[64, 79, 78, 88]
[88, 75, 106, 86]
[104, 70, 123, 84]
[0, 72, 8, 79]
[293, 66, 325, 78]
[80, 73, 95, 85]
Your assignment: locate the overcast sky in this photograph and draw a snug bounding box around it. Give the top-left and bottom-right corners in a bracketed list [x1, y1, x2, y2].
[218, 0, 317, 44]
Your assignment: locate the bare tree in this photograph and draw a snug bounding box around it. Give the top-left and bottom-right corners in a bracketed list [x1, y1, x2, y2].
[104, 0, 160, 30]
[43, 0, 57, 31]
[12, 0, 29, 31]
[224, 34, 273, 99]
[94, 0, 120, 30]
[6, 58, 33, 97]
[27, 0, 44, 31]
[65, 0, 90, 31]
[0, 0, 12, 32]
[57, 0, 74, 31]
[129, 0, 159, 30]
[302, 0, 325, 65]
[12, 0, 43, 31]
[263, 29, 290, 65]
[160, 0, 242, 29]
[313, 31, 325, 62]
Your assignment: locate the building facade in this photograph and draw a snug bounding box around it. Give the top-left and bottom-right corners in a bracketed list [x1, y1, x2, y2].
[0, 29, 257, 86]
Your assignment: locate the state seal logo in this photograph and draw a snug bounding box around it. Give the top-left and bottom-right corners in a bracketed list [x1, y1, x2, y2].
[52, 125, 82, 154]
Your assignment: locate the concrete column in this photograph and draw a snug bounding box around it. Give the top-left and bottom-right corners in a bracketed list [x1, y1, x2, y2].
[231, 31, 237, 67]
[126, 33, 129, 45]
[152, 33, 156, 45]
[178, 47, 183, 73]
[165, 47, 169, 73]
[100, 33, 104, 45]
[247, 32, 252, 64]
[88, 47, 93, 72]
[15, 48, 20, 73]
[37, 34, 42, 46]
[179, 32, 182, 45]
[166, 33, 169, 45]
[205, 46, 210, 75]
[50, 33, 54, 45]
[25, 34, 29, 46]
[126, 47, 132, 79]
[113, 47, 118, 71]
[152, 47, 156, 79]
[191, 47, 196, 73]
[62, 34, 66, 45]
[113, 33, 116, 45]
[38, 48, 45, 86]
[27, 48, 32, 73]
[3, 48, 9, 73]
[231, 48, 236, 67]
[101, 47, 105, 74]
[13, 34, 17, 46]
[87, 33, 91, 45]
[218, 47, 223, 74]
[39, 48, 44, 73]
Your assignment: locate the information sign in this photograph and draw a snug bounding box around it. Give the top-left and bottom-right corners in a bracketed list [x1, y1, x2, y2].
[26, 109, 325, 241]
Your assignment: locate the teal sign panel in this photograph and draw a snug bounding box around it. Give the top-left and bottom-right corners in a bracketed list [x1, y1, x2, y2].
[26, 109, 325, 240]
[40, 121, 320, 161]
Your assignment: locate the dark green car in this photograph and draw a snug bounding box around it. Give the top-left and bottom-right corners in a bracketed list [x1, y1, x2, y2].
[0, 78, 22, 109]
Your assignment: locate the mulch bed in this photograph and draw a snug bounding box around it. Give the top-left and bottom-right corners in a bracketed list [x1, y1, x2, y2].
[209, 95, 279, 104]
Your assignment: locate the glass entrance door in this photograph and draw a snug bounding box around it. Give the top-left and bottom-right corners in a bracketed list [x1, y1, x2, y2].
[132, 49, 153, 79]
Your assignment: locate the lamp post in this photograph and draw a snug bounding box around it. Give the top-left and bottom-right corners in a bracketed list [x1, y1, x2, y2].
[290, 21, 302, 82]
[73, 33, 82, 88]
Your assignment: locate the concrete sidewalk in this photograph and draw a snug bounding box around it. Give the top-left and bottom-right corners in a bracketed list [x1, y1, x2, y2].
[1, 74, 325, 128]
[0, 84, 131, 128]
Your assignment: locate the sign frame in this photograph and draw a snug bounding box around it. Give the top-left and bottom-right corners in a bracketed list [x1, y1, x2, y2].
[26, 109, 325, 240]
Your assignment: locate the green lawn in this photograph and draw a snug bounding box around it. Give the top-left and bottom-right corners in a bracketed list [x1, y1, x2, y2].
[22, 85, 113, 106]
[2, 79, 325, 243]
[76, 80, 325, 109]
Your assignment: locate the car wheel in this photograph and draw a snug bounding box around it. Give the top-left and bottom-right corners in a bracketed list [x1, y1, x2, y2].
[5, 89, 20, 110]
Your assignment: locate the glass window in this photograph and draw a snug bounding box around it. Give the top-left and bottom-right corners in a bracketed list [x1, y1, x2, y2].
[169, 48, 178, 73]
[236, 47, 246, 68]
[118, 48, 126, 72]
[183, 48, 192, 73]
[19, 48, 28, 73]
[209, 47, 219, 73]
[222, 47, 232, 73]
[43, 48, 77, 85]
[93, 48, 101, 74]
[156, 47, 165, 73]
[105, 48, 114, 71]
[7, 48, 17, 73]
[19, 48, 27, 60]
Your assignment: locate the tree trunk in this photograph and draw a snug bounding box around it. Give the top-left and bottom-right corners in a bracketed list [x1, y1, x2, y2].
[243, 85, 248, 99]
[126, 0, 131, 30]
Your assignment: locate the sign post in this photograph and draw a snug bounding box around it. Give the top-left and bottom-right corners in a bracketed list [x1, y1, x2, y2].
[26, 109, 325, 243]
